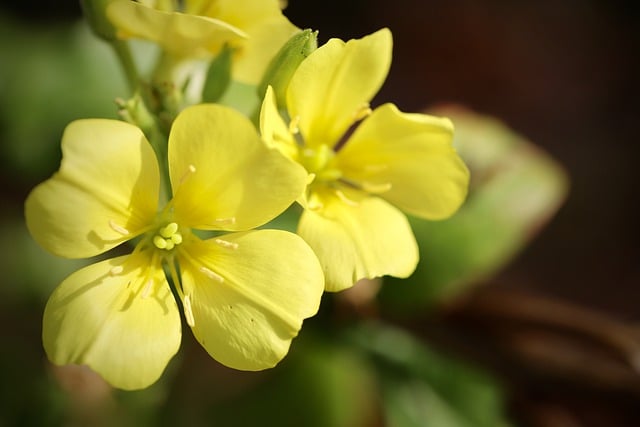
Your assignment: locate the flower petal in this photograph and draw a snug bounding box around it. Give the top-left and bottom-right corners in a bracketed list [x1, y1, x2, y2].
[178, 230, 324, 370]
[107, 0, 247, 57]
[25, 119, 159, 258]
[42, 253, 182, 390]
[338, 103, 470, 220]
[187, 0, 299, 83]
[260, 85, 299, 161]
[169, 104, 307, 231]
[287, 28, 392, 149]
[298, 191, 418, 292]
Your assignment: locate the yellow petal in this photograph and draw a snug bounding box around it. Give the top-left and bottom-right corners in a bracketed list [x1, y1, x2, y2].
[107, 0, 247, 57]
[287, 28, 392, 149]
[178, 230, 323, 370]
[338, 103, 470, 220]
[259, 85, 299, 161]
[168, 104, 307, 231]
[25, 119, 159, 258]
[232, 14, 299, 84]
[298, 192, 418, 292]
[43, 253, 181, 390]
[187, 0, 299, 83]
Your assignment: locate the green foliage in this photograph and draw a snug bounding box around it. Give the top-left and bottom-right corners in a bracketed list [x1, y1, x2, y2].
[379, 107, 568, 312]
[201, 45, 233, 103]
[0, 16, 127, 181]
[351, 322, 513, 427]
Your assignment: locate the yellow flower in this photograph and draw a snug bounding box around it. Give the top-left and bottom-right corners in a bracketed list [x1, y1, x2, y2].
[260, 29, 470, 292]
[106, 0, 299, 83]
[25, 104, 323, 390]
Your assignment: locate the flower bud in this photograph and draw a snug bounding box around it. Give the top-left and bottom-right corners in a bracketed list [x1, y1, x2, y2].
[258, 29, 318, 108]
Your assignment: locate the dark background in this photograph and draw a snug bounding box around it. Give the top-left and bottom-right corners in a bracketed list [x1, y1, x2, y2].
[2, 1, 639, 425]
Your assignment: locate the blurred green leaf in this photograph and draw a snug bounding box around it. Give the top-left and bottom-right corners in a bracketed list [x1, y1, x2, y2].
[379, 106, 568, 312]
[218, 80, 260, 122]
[158, 329, 377, 427]
[0, 14, 127, 180]
[0, 216, 89, 303]
[351, 322, 512, 427]
[201, 45, 233, 103]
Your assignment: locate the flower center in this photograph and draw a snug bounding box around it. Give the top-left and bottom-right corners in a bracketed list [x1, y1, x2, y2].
[152, 222, 183, 251]
[300, 144, 342, 183]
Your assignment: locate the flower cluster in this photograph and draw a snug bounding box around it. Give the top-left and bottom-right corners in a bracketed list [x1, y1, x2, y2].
[26, 0, 469, 389]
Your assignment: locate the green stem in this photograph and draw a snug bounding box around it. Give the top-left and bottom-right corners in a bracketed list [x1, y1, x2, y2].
[111, 40, 139, 93]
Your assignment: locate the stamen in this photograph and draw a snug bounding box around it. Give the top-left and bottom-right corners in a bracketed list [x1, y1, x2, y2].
[360, 181, 393, 194]
[199, 266, 224, 283]
[308, 198, 324, 211]
[215, 238, 239, 250]
[353, 103, 372, 121]
[109, 220, 130, 235]
[171, 233, 183, 244]
[183, 294, 195, 327]
[289, 115, 301, 134]
[179, 164, 197, 186]
[213, 217, 236, 225]
[335, 189, 360, 206]
[109, 265, 124, 276]
[141, 279, 154, 298]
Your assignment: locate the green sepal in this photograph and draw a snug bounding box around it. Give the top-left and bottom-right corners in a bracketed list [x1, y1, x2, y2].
[202, 45, 234, 103]
[257, 29, 318, 107]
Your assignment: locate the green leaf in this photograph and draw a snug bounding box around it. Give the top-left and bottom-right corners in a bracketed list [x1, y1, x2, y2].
[201, 45, 233, 103]
[0, 15, 127, 180]
[379, 107, 568, 312]
[164, 330, 377, 427]
[350, 322, 513, 427]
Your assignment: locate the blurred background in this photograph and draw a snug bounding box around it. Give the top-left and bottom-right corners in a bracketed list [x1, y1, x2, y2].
[1, 0, 639, 426]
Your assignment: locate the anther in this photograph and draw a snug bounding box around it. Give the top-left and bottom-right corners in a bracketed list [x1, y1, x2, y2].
[215, 238, 239, 250]
[199, 266, 224, 283]
[335, 189, 360, 206]
[360, 181, 392, 194]
[179, 164, 197, 186]
[109, 220, 130, 235]
[141, 279, 153, 298]
[308, 199, 324, 211]
[289, 115, 301, 134]
[352, 103, 372, 121]
[109, 265, 124, 276]
[183, 295, 195, 327]
[214, 217, 236, 225]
